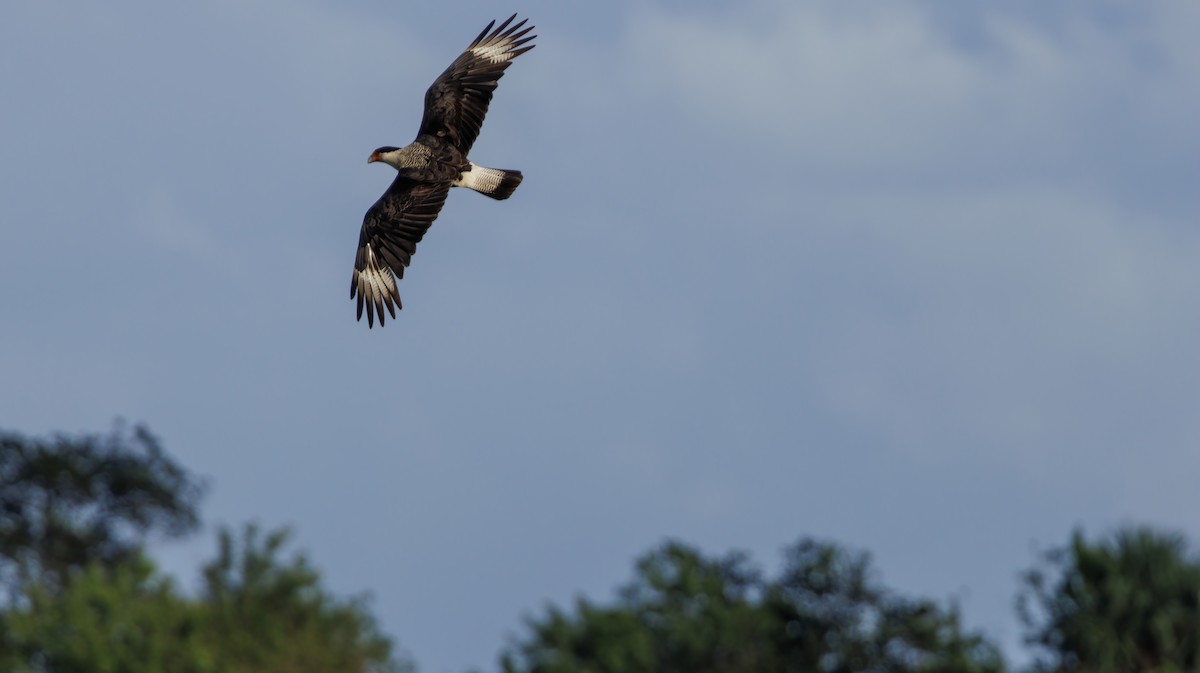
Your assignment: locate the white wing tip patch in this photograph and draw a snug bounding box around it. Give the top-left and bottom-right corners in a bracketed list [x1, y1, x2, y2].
[360, 246, 397, 298]
[354, 244, 401, 327]
[471, 42, 516, 64]
[357, 267, 397, 299]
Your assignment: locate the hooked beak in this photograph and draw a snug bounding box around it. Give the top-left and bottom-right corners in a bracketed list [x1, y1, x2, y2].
[368, 152, 380, 164]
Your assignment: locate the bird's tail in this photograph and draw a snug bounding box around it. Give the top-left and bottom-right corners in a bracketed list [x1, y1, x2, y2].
[454, 163, 523, 200]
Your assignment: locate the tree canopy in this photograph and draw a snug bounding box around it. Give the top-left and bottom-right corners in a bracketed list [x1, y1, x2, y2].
[200, 524, 403, 673]
[1019, 527, 1200, 673]
[501, 539, 1005, 673]
[5, 423, 1200, 673]
[1, 525, 407, 673]
[0, 423, 203, 592]
[0, 425, 409, 673]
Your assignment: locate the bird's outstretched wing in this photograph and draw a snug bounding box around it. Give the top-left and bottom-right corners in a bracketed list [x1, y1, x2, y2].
[418, 14, 536, 154]
[351, 177, 452, 327]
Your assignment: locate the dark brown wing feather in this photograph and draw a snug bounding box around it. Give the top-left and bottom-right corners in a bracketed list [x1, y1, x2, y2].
[351, 177, 452, 327]
[418, 14, 536, 153]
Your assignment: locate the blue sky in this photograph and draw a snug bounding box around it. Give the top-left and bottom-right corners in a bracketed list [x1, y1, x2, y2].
[2, 1, 1198, 670]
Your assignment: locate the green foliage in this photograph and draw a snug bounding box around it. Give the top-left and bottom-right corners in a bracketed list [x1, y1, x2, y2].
[765, 540, 1002, 673]
[0, 556, 208, 673]
[1019, 527, 1200, 673]
[0, 423, 204, 591]
[199, 524, 405, 673]
[0, 424, 406, 673]
[0, 526, 408, 673]
[501, 539, 1005, 673]
[12, 423, 1200, 673]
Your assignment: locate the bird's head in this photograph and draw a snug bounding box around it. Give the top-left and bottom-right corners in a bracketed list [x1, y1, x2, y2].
[368, 146, 402, 165]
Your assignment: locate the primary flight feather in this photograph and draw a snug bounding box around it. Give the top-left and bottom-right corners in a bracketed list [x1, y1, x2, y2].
[352, 14, 535, 327]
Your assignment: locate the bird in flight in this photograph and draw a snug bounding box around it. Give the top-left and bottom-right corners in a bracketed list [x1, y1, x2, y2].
[352, 14, 536, 327]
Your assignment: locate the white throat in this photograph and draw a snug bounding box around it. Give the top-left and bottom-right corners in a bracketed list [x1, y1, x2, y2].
[378, 143, 432, 170]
